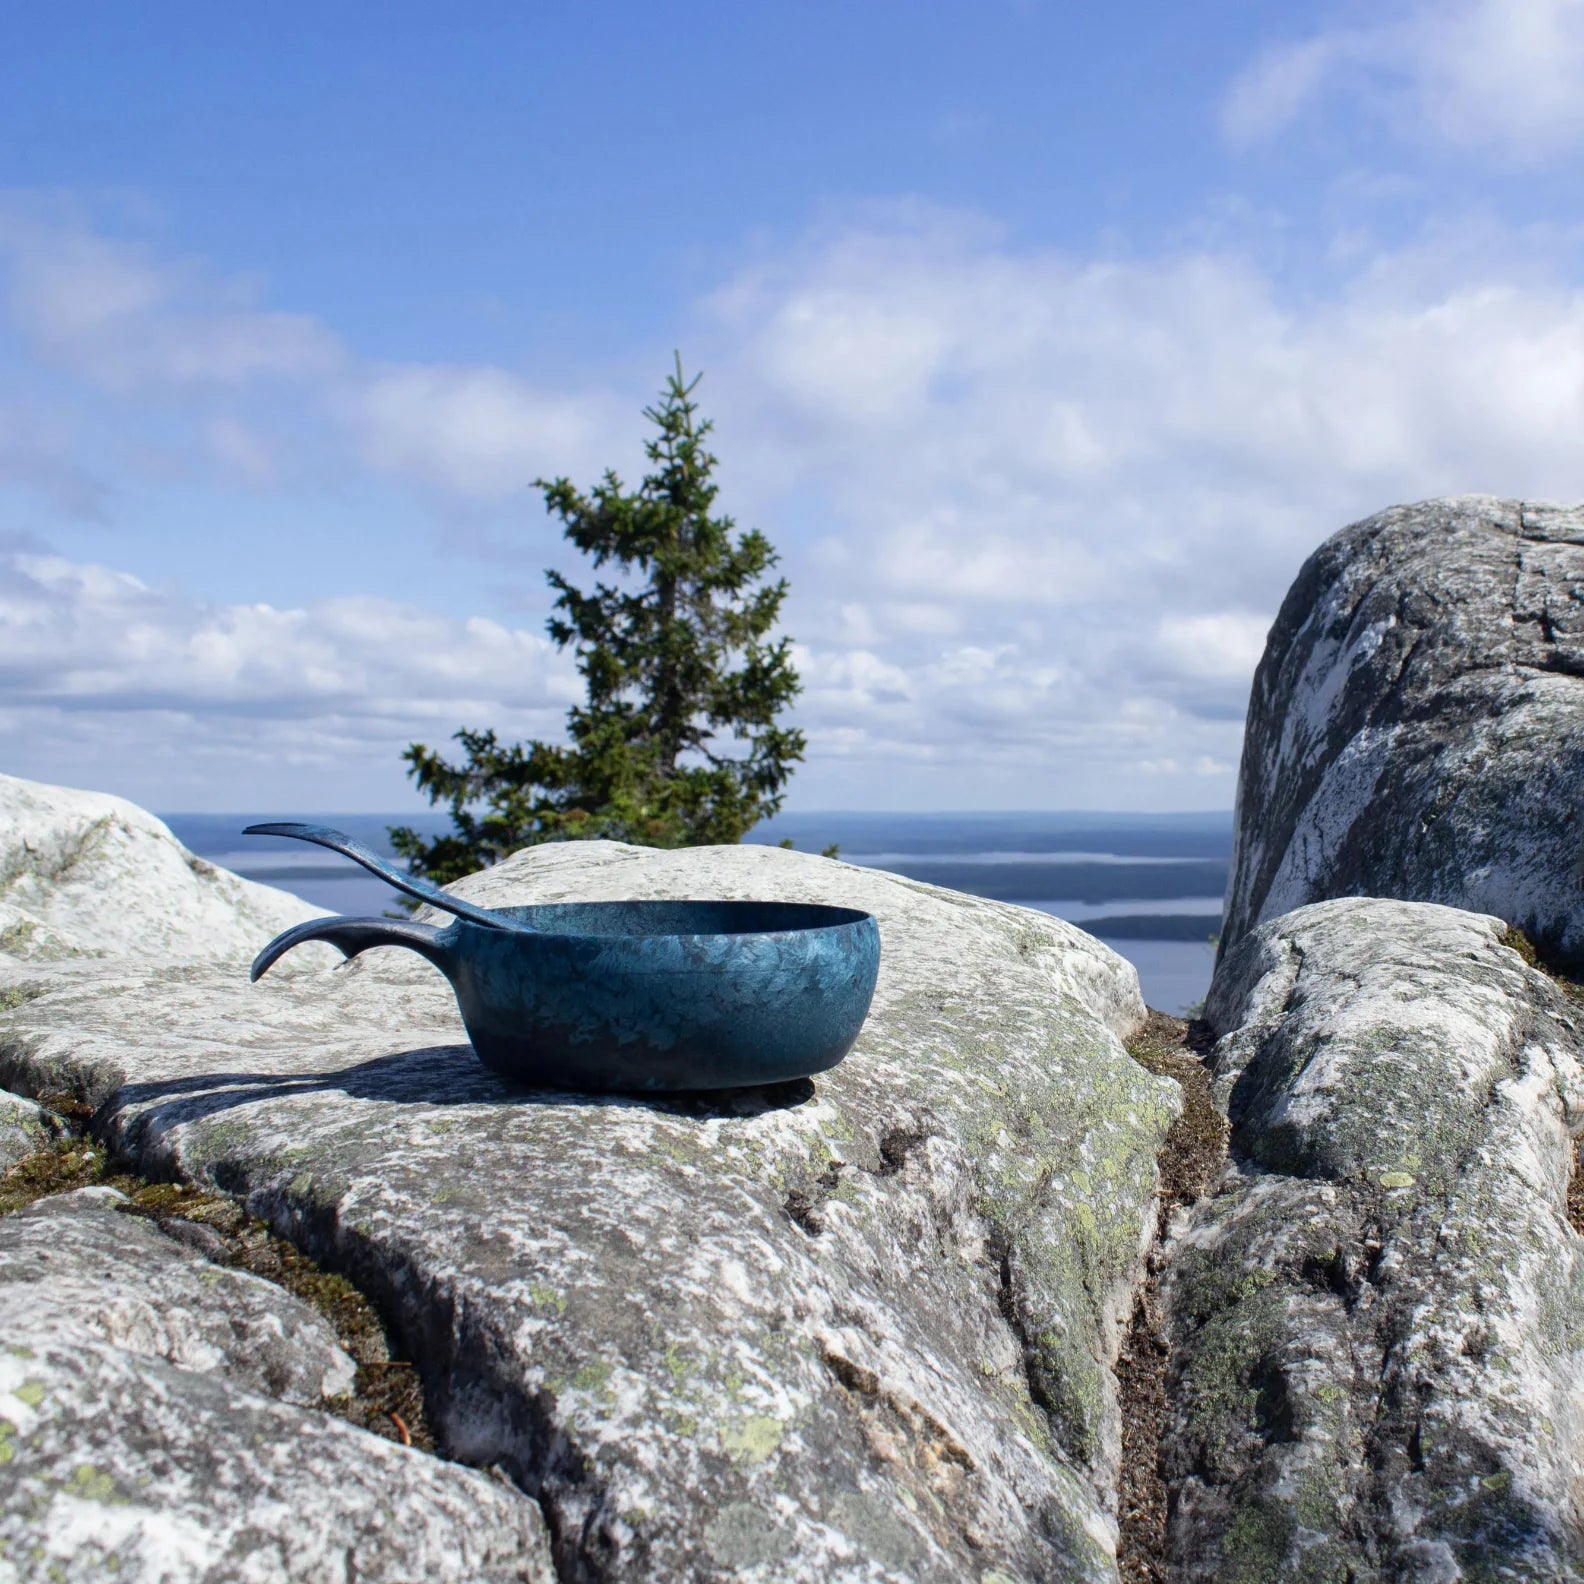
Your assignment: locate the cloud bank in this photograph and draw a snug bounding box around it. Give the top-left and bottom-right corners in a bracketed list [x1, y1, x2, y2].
[2, 170, 1583, 809]
[1222, 0, 1584, 157]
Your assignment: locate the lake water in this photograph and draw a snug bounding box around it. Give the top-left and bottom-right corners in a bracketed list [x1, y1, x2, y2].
[162, 810, 1230, 1016]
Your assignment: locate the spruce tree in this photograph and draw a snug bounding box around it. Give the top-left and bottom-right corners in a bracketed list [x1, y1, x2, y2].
[389, 354, 806, 885]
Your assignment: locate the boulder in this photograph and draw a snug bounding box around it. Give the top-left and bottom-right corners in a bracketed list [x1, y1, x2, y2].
[0, 772, 321, 964]
[1166, 896, 1584, 1582]
[0, 794, 1178, 1583]
[0, 1265, 555, 1583]
[0, 1186, 356, 1406]
[1220, 496, 1584, 963]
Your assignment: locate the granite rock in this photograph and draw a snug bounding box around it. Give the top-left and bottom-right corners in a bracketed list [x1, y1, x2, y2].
[1166, 897, 1584, 1582]
[0, 814, 1177, 1583]
[0, 1087, 63, 1174]
[0, 772, 321, 965]
[0, 1309, 555, 1583]
[0, 1186, 356, 1406]
[1220, 496, 1584, 963]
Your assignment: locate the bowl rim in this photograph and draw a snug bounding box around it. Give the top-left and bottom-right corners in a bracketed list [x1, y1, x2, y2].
[451, 897, 877, 943]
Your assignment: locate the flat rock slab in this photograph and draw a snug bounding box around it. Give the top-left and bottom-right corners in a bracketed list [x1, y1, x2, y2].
[1167, 897, 1584, 1582]
[0, 834, 1175, 1583]
[0, 1186, 355, 1406]
[1221, 495, 1584, 962]
[0, 773, 319, 965]
[0, 1311, 554, 1583]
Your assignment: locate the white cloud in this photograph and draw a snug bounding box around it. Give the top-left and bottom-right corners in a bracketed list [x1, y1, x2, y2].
[1221, 0, 1584, 157]
[700, 207, 1584, 627]
[1156, 614, 1273, 680]
[1417, 0, 1584, 152]
[0, 551, 580, 805]
[1222, 33, 1359, 147]
[340, 366, 631, 503]
[0, 203, 644, 512]
[0, 201, 342, 391]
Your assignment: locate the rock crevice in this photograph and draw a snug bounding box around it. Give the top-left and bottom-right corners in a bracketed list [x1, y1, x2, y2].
[0, 1115, 558, 1583]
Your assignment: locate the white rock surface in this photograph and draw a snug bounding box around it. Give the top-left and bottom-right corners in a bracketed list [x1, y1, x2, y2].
[0, 773, 321, 964]
[0, 1186, 356, 1405]
[1166, 897, 1584, 1582]
[1220, 496, 1584, 963]
[0, 1319, 555, 1583]
[0, 796, 1175, 1583]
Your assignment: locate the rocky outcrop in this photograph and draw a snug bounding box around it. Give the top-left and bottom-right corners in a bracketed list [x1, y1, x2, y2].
[0, 773, 321, 964]
[0, 1186, 357, 1406]
[0, 1190, 556, 1583]
[1167, 897, 1584, 1582]
[1219, 496, 1584, 964]
[0, 780, 1178, 1582]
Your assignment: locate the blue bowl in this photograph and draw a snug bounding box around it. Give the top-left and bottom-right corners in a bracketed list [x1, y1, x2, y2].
[252, 899, 880, 1093]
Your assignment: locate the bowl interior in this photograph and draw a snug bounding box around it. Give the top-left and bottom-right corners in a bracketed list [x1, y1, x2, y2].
[488, 899, 869, 939]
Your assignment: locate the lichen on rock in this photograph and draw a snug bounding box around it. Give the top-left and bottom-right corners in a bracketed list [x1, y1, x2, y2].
[1165, 896, 1584, 1582]
[0, 1325, 554, 1584]
[0, 1086, 63, 1174]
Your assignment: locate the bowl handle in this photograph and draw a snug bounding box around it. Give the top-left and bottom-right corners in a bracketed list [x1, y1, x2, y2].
[250, 916, 455, 983]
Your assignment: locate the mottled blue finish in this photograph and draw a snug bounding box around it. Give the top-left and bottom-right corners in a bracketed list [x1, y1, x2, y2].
[246, 829, 881, 1093]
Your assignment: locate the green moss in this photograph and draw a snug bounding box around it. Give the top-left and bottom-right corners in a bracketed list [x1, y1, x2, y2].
[1501, 925, 1540, 968]
[1217, 1501, 1293, 1584]
[0, 983, 46, 1012]
[0, 1137, 109, 1214]
[13, 1381, 44, 1408]
[0, 1420, 14, 1464]
[1503, 923, 1584, 1005]
[1289, 1437, 1358, 1537]
[1181, 1292, 1288, 1470]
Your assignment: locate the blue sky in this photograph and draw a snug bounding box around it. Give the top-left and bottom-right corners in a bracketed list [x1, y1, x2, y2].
[3, 0, 1583, 811]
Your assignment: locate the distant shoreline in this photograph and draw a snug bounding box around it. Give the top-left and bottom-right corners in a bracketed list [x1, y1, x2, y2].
[163, 810, 1230, 1015]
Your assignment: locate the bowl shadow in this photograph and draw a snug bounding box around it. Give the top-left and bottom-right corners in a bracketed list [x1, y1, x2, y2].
[106, 1044, 821, 1137]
